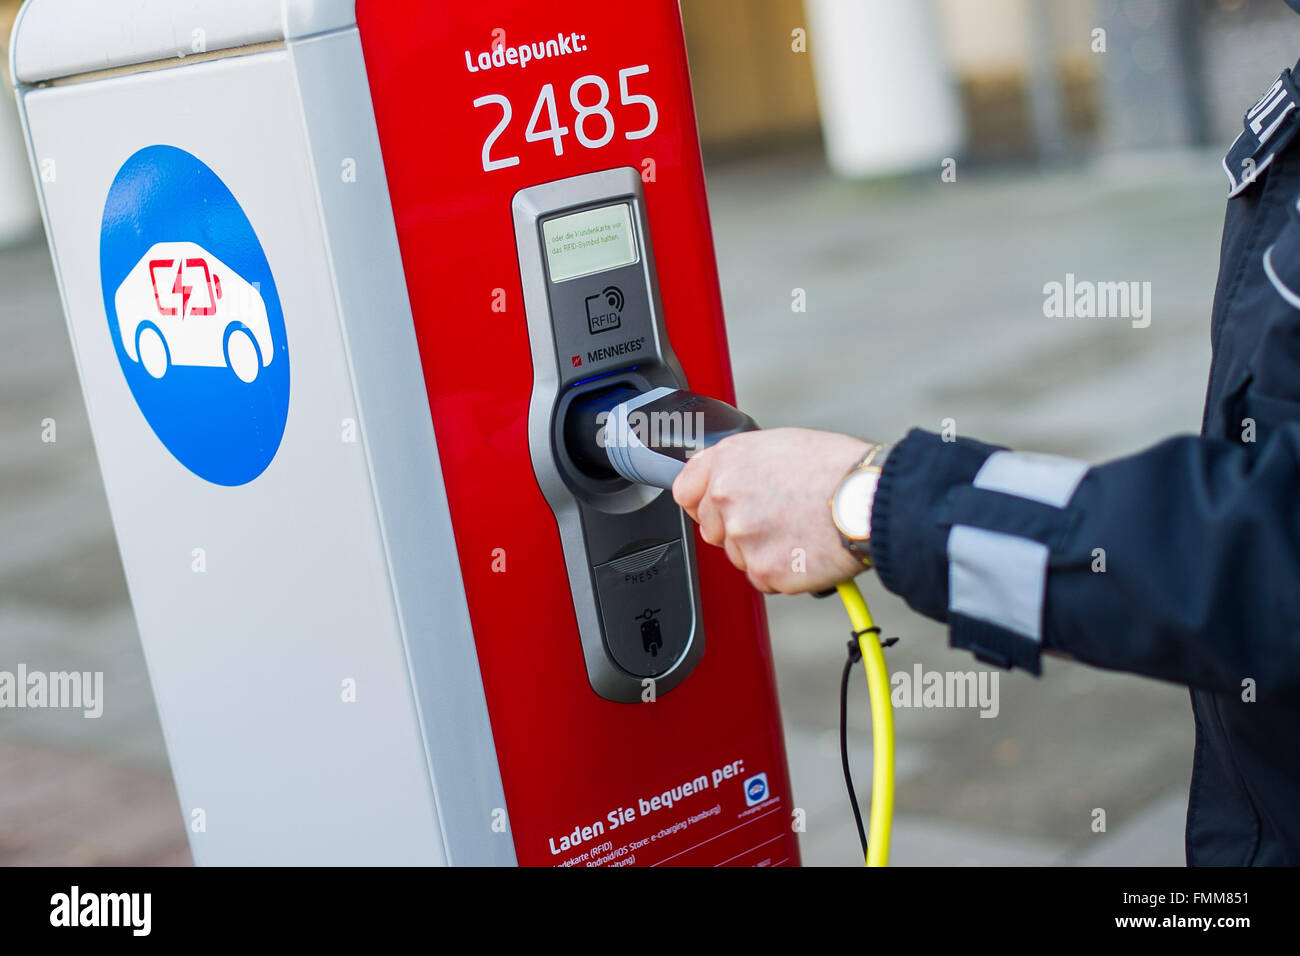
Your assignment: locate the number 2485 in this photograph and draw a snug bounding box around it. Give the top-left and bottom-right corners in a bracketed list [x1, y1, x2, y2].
[473, 65, 659, 172]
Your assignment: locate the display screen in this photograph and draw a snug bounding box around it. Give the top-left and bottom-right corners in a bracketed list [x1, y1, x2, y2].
[543, 203, 638, 281]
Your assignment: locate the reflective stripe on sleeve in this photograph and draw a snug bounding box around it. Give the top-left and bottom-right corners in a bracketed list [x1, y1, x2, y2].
[947, 525, 1049, 643]
[973, 450, 1089, 508]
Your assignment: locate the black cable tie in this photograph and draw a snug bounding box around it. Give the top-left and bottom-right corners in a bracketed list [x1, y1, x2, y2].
[844, 638, 862, 663]
[850, 625, 899, 650]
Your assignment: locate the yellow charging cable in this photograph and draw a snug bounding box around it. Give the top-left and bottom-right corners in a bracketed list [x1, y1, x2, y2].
[836, 579, 894, 867]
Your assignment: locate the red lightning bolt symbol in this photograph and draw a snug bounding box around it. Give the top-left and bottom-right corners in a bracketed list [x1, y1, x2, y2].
[172, 265, 193, 318]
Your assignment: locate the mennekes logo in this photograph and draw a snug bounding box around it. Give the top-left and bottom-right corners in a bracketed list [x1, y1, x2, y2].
[587, 336, 645, 365]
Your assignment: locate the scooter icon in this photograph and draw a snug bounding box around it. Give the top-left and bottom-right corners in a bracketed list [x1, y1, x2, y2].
[635, 607, 663, 657]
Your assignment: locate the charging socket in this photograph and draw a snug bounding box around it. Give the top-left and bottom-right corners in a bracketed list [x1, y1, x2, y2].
[514, 168, 704, 701]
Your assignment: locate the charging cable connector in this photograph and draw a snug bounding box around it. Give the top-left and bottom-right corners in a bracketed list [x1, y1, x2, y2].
[569, 384, 895, 867]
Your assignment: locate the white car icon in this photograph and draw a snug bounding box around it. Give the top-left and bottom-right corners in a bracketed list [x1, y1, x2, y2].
[113, 241, 274, 383]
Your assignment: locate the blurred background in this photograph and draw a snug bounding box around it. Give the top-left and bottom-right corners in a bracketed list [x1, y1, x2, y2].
[2, 0, 1294, 865]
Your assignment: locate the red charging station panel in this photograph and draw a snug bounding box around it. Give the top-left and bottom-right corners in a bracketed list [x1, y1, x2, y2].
[357, 0, 799, 866]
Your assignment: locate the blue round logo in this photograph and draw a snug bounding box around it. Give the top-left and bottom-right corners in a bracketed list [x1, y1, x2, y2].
[100, 145, 289, 486]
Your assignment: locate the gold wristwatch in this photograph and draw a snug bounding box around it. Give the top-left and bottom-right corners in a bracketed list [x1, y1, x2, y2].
[830, 443, 890, 568]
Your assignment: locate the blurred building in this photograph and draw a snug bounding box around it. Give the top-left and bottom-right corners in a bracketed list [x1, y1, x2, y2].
[6, 1, 1300, 188]
[0, 0, 40, 245]
[681, 0, 1300, 167]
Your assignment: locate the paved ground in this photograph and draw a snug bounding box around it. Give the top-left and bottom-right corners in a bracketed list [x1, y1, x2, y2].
[0, 147, 1225, 866]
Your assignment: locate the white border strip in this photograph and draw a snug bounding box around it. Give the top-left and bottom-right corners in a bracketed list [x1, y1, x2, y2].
[1264, 244, 1300, 310]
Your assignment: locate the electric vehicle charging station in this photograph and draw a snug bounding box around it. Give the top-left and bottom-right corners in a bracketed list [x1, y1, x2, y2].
[11, 0, 800, 866]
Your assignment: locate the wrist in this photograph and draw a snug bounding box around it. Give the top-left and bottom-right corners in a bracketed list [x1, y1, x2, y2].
[864, 444, 890, 564]
[830, 441, 891, 568]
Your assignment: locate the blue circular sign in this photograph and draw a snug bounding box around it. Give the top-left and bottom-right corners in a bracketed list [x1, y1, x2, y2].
[100, 145, 290, 486]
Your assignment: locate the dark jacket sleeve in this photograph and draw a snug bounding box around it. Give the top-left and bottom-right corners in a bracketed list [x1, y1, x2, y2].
[871, 425, 1300, 697]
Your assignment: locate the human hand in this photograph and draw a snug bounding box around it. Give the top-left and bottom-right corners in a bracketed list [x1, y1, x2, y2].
[672, 428, 872, 594]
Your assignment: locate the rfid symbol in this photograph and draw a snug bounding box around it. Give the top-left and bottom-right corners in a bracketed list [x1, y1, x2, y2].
[99, 146, 290, 486]
[585, 284, 624, 334]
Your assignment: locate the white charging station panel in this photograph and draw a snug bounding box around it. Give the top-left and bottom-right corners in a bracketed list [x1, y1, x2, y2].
[11, 1, 511, 865]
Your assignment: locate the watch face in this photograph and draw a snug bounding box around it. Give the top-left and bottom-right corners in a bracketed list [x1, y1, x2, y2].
[834, 468, 878, 540]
